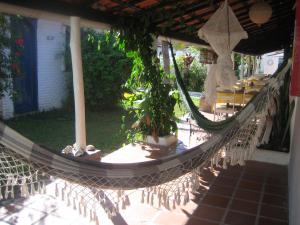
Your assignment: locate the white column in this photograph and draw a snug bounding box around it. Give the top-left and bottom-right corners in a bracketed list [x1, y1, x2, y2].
[70, 16, 86, 150]
[162, 41, 170, 74]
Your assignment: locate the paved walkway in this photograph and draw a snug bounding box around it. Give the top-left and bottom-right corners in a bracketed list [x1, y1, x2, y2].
[0, 161, 288, 225]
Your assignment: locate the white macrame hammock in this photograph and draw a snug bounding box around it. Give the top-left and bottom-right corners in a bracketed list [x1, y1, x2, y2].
[198, 0, 248, 104]
[0, 57, 291, 222]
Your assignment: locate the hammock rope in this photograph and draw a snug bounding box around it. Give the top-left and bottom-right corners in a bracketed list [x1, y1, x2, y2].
[0, 58, 291, 220]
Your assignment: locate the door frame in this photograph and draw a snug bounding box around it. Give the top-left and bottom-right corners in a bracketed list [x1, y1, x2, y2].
[13, 17, 38, 114]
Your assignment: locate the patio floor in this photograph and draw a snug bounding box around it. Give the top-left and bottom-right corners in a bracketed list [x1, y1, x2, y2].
[0, 117, 289, 225]
[0, 160, 288, 225]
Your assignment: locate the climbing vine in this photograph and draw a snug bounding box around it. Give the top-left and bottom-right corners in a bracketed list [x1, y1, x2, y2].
[115, 18, 178, 140]
[0, 14, 13, 97]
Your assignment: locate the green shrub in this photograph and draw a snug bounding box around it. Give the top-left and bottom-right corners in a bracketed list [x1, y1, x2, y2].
[65, 29, 132, 110]
[173, 54, 207, 92]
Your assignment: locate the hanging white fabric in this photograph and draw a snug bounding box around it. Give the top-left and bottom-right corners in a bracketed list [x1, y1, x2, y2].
[198, 0, 248, 104]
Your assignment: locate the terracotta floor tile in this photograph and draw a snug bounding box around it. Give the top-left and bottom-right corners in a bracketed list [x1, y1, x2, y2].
[190, 192, 206, 203]
[238, 180, 263, 192]
[264, 185, 288, 197]
[242, 173, 265, 183]
[173, 199, 200, 215]
[260, 204, 288, 221]
[244, 167, 266, 176]
[185, 218, 219, 225]
[258, 217, 288, 225]
[214, 176, 238, 187]
[250, 162, 286, 174]
[225, 211, 256, 225]
[3, 207, 46, 225]
[192, 205, 225, 221]
[246, 160, 269, 168]
[202, 194, 230, 208]
[121, 204, 160, 221]
[199, 173, 217, 183]
[219, 167, 242, 177]
[34, 214, 71, 225]
[0, 203, 23, 219]
[266, 177, 288, 187]
[262, 194, 288, 208]
[154, 211, 189, 225]
[234, 189, 261, 202]
[230, 199, 258, 215]
[208, 185, 235, 197]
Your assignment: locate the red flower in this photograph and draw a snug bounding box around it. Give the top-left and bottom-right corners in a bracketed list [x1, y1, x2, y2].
[15, 38, 24, 46]
[11, 63, 18, 69]
[15, 51, 22, 57]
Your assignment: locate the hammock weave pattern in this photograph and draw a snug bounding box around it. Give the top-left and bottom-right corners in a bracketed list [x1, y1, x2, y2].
[0, 59, 291, 219]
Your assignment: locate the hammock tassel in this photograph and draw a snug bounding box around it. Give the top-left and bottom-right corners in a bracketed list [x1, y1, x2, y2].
[176, 189, 181, 205]
[121, 198, 126, 210]
[141, 190, 145, 203]
[158, 192, 161, 207]
[0, 186, 3, 200]
[30, 182, 35, 195]
[117, 189, 122, 199]
[5, 176, 12, 199]
[147, 191, 150, 204]
[62, 188, 65, 201]
[20, 177, 29, 198]
[78, 202, 82, 215]
[89, 209, 93, 222]
[184, 191, 189, 205]
[186, 180, 190, 189]
[222, 156, 228, 169]
[37, 181, 42, 194]
[125, 195, 130, 206]
[67, 194, 71, 206]
[210, 160, 214, 171]
[83, 204, 87, 218]
[95, 215, 100, 225]
[150, 193, 154, 206]
[73, 197, 77, 210]
[115, 202, 119, 213]
[166, 196, 170, 210]
[42, 181, 46, 194]
[173, 198, 176, 209]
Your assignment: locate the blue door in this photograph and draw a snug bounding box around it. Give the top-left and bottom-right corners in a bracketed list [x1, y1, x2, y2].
[13, 18, 38, 114]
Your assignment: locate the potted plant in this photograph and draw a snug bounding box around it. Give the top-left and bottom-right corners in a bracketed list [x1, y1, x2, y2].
[117, 19, 179, 146]
[122, 57, 179, 146]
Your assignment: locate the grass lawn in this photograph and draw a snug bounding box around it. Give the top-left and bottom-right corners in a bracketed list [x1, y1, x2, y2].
[6, 97, 200, 154]
[174, 97, 200, 118]
[6, 109, 134, 154]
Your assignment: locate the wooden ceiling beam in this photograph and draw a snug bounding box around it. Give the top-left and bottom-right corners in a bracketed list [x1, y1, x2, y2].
[171, 4, 249, 32]
[169, 1, 291, 34]
[168, 2, 247, 31]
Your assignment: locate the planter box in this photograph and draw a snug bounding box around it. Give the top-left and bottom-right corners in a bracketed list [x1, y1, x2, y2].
[145, 134, 177, 147]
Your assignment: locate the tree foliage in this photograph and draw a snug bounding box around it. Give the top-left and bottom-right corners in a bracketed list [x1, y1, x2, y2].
[116, 18, 178, 140]
[65, 29, 132, 110]
[173, 47, 207, 92]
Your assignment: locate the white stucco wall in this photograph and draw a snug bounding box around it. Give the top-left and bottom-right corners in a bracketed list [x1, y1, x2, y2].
[289, 97, 300, 225]
[1, 19, 67, 119]
[37, 19, 67, 111]
[260, 52, 283, 75]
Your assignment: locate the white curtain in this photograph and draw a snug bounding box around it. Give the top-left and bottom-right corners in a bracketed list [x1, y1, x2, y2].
[198, 0, 248, 104]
